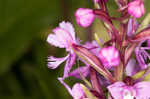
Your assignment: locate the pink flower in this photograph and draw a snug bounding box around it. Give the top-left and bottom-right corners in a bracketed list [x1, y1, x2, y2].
[128, 0, 145, 18]
[107, 81, 150, 99]
[47, 21, 77, 78]
[99, 46, 120, 68]
[75, 8, 95, 27]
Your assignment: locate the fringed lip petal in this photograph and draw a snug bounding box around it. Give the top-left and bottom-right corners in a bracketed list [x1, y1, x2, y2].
[59, 21, 76, 41]
[108, 81, 150, 99]
[47, 21, 77, 52]
[47, 33, 65, 48]
[134, 81, 150, 99]
[47, 55, 69, 69]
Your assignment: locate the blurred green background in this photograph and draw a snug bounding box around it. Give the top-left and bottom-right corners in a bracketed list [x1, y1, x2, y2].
[0, 0, 150, 99]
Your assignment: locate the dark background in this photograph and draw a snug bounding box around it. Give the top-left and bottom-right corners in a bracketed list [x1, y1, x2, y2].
[0, 0, 150, 99]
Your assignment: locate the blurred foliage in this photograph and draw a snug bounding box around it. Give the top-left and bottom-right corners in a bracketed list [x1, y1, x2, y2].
[0, 0, 150, 99]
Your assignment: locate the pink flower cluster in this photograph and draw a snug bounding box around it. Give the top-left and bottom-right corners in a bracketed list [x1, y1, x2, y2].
[46, 0, 150, 99]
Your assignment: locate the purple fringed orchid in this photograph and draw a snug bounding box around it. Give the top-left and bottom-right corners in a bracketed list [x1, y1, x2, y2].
[128, 0, 145, 18]
[108, 80, 150, 99]
[75, 8, 95, 27]
[47, 21, 77, 78]
[46, 0, 150, 98]
[99, 46, 120, 69]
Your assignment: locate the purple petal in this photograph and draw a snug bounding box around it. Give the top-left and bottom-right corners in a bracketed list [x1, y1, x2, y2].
[47, 55, 69, 69]
[63, 53, 76, 78]
[69, 66, 90, 79]
[122, 87, 136, 99]
[47, 21, 76, 52]
[107, 82, 126, 99]
[47, 33, 65, 48]
[53, 28, 75, 51]
[134, 81, 150, 98]
[59, 21, 76, 41]
[72, 83, 85, 99]
[125, 58, 140, 76]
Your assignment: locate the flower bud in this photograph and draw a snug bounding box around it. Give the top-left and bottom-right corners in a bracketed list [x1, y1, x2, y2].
[128, 0, 145, 18]
[99, 46, 120, 68]
[75, 8, 95, 27]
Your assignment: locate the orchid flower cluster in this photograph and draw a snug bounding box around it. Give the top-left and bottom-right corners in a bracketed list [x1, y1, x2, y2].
[47, 0, 150, 99]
